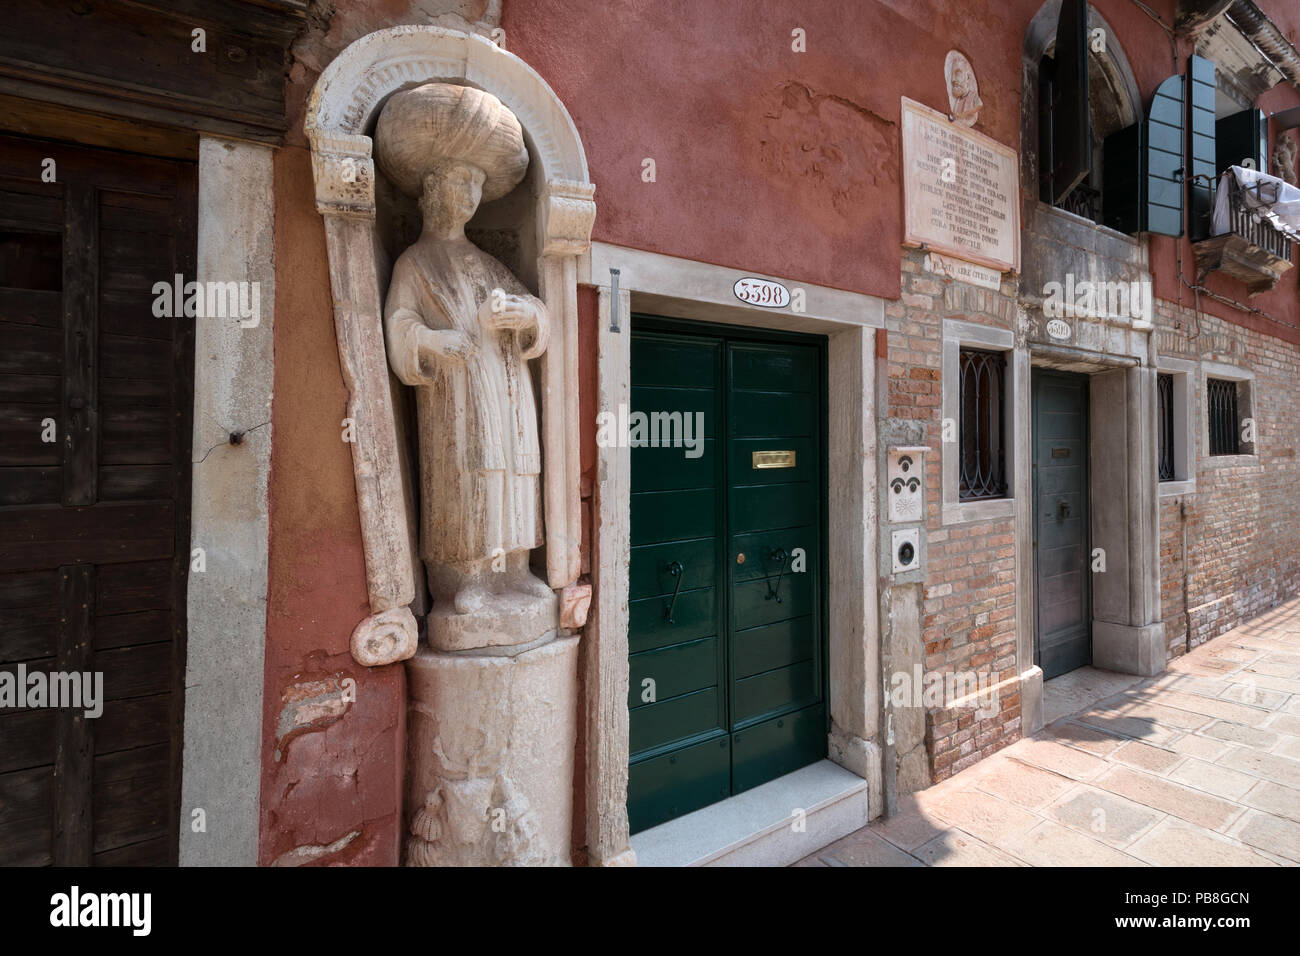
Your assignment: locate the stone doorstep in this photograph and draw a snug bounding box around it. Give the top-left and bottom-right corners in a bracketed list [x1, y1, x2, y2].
[629, 760, 869, 867]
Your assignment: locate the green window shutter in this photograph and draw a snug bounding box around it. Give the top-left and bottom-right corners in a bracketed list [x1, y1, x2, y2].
[1049, 0, 1092, 203]
[1145, 73, 1185, 236]
[1188, 55, 1217, 241]
[1216, 107, 1267, 175]
[1102, 70, 1186, 237]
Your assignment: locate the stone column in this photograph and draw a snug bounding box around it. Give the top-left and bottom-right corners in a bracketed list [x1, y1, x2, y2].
[182, 136, 275, 866]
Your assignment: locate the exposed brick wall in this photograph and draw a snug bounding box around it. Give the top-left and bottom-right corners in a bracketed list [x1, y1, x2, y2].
[892, 253, 1300, 784]
[1154, 302, 1300, 654]
[1158, 496, 1189, 659]
[889, 249, 1023, 783]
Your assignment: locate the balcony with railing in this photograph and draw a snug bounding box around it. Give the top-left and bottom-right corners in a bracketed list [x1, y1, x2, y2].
[1193, 166, 1297, 295]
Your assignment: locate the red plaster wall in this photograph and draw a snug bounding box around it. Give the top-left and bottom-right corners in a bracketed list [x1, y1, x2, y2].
[260, 146, 405, 867]
[504, 0, 1299, 337]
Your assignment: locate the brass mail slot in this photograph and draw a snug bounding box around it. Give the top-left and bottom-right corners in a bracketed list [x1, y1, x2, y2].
[1051, 447, 1071, 459]
[752, 450, 796, 469]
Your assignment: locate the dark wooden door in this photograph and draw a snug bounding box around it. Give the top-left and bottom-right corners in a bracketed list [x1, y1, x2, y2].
[0, 134, 195, 865]
[627, 320, 826, 834]
[1032, 369, 1091, 680]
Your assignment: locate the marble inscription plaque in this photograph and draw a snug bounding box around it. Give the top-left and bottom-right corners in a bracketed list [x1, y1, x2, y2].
[902, 97, 1019, 273]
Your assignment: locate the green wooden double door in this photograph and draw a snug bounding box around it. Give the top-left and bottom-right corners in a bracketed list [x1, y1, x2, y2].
[628, 319, 827, 834]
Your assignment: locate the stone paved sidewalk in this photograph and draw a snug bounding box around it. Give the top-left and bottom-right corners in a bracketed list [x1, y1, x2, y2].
[798, 598, 1300, 866]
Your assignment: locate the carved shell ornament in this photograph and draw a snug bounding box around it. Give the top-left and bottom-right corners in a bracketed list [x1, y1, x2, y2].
[375, 82, 529, 200]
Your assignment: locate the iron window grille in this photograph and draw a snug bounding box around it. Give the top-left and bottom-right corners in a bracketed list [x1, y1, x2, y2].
[1207, 377, 1239, 456]
[959, 348, 1008, 500]
[1157, 373, 1175, 480]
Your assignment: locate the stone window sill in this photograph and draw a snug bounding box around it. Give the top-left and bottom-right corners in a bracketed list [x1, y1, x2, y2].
[1203, 453, 1260, 469]
[943, 496, 1015, 526]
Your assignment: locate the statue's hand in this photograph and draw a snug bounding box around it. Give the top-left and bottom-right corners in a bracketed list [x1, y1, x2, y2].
[480, 291, 540, 333]
[418, 328, 477, 370]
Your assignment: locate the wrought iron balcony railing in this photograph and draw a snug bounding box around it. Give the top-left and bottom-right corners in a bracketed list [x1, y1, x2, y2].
[1193, 171, 1296, 295]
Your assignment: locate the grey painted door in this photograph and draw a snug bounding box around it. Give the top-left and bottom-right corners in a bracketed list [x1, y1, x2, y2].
[1032, 369, 1091, 680]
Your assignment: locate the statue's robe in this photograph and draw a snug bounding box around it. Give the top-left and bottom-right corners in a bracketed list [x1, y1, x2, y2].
[384, 236, 545, 567]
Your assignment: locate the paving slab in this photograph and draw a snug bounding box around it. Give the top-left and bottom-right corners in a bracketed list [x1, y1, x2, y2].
[815, 829, 924, 867]
[913, 829, 1026, 867]
[1201, 720, 1278, 748]
[1168, 758, 1260, 801]
[1094, 766, 1244, 830]
[1217, 748, 1300, 790]
[994, 819, 1147, 867]
[1003, 738, 1110, 780]
[1126, 819, 1279, 867]
[973, 758, 1076, 810]
[1227, 810, 1300, 863]
[1047, 785, 1164, 848]
[1112, 741, 1184, 774]
[924, 789, 1041, 844]
[1164, 732, 1231, 761]
[1242, 781, 1300, 823]
[1043, 719, 1128, 756]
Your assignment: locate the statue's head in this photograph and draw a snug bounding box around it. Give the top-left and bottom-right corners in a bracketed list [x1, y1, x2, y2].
[375, 82, 529, 224]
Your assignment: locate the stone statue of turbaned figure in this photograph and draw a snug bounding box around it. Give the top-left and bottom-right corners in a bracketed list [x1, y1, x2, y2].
[377, 82, 556, 652]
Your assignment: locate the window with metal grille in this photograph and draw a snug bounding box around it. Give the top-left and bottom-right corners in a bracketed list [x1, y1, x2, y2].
[959, 348, 1008, 500]
[1157, 373, 1175, 480]
[1207, 378, 1239, 456]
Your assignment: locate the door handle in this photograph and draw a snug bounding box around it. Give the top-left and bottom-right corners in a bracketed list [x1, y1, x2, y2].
[664, 560, 684, 623]
[765, 547, 790, 603]
[1057, 498, 1071, 519]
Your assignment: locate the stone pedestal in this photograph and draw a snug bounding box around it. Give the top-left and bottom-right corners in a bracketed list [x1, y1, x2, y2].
[405, 633, 579, 866]
[427, 590, 557, 652]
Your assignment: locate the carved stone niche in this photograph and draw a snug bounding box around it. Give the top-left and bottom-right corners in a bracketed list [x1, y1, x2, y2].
[305, 27, 595, 866]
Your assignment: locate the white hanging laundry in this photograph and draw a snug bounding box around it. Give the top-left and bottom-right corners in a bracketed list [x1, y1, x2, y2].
[1212, 165, 1300, 242]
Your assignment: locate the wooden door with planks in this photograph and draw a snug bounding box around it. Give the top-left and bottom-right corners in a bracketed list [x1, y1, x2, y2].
[0, 133, 195, 865]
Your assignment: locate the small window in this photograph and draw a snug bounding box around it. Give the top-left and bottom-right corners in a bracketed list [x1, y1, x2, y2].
[1157, 373, 1175, 480]
[1207, 377, 1239, 456]
[959, 348, 1008, 500]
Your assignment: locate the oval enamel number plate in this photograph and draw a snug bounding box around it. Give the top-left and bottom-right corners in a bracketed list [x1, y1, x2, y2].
[733, 276, 790, 308]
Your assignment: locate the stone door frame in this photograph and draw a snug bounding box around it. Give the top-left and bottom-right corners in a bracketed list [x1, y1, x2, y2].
[303, 26, 597, 647]
[1014, 319, 1166, 722]
[581, 242, 887, 865]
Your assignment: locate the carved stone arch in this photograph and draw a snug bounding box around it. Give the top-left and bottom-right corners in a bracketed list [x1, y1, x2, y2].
[305, 26, 595, 662]
[1021, 0, 1144, 199]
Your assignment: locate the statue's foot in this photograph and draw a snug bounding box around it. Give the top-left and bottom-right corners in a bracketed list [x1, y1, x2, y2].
[453, 583, 491, 615]
[515, 571, 553, 600]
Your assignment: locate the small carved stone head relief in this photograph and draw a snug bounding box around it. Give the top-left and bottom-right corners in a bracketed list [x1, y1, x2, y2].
[1273, 132, 1298, 186]
[945, 50, 982, 128]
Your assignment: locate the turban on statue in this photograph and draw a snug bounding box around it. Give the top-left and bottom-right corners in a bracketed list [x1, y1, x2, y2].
[375, 82, 529, 202]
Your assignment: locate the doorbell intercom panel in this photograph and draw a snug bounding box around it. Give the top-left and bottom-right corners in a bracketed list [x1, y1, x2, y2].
[892, 527, 920, 575]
